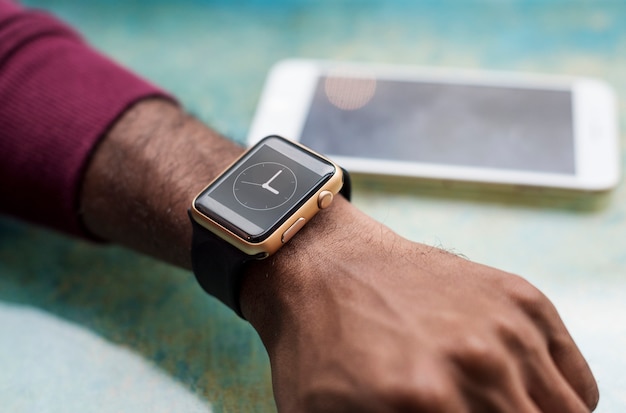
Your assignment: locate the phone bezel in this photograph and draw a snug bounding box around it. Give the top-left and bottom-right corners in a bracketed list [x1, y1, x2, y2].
[247, 59, 620, 191]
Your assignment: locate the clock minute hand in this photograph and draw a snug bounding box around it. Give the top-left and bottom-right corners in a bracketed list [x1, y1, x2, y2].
[261, 183, 279, 195]
[240, 181, 263, 187]
[265, 170, 282, 185]
[262, 170, 282, 195]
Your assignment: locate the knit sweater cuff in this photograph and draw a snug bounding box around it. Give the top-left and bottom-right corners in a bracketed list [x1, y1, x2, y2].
[0, 2, 175, 238]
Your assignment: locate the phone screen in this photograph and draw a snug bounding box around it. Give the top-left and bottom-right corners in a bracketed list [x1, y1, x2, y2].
[300, 76, 576, 175]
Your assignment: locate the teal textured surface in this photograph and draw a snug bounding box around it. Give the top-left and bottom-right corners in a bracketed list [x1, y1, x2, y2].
[2, 0, 626, 411]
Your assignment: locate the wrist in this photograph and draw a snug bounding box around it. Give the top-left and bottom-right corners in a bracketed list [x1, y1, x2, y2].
[239, 197, 382, 336]
[188, 135, 352, 318]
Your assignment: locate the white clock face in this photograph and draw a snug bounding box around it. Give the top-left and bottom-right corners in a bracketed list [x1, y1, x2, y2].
[233, 162, 298, 210]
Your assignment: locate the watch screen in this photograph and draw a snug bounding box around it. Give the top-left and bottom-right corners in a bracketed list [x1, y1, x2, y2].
[194, 136, 335, 242]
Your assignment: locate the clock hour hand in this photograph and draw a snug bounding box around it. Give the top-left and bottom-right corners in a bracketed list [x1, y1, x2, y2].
[261, 184, 279, 195]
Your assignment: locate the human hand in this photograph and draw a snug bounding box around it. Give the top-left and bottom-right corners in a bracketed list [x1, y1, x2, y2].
[241, 198, 598, 413]
[79, 100, 596, 412]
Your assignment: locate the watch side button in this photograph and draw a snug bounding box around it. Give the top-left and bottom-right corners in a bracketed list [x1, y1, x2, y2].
[317, 190, 334, 209]
[282, 217, 307, 244]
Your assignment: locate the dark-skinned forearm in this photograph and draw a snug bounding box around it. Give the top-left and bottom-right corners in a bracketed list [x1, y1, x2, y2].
[80, 98, 242, 268]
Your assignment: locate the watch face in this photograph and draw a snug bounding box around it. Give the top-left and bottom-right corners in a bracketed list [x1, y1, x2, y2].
[233, 162, 297, 210]
[194, 136, 336, 242]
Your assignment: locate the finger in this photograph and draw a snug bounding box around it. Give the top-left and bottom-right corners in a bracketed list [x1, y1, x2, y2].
[455, 357, 542, 413]
[524, 340, 593, 413]
[497, 308, 596, 412]
[444, 331, 542, 413]
[448, 313, 587, 413]
[502, 277, 599, 409]
[548, 331, 599, 410]
[531, 314, 599, 409]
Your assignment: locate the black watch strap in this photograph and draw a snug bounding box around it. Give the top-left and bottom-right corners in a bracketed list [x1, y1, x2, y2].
[190, 168, 351, 319]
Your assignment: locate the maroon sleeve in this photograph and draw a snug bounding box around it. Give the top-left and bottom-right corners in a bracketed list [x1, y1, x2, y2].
[0, 0, 174, 238]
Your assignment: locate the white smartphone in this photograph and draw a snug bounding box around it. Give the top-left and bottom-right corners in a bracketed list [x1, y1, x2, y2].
[247, 59, 620, 192]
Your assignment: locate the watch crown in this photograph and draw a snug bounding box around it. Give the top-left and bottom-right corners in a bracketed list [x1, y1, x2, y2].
[317, 190, 334, 209]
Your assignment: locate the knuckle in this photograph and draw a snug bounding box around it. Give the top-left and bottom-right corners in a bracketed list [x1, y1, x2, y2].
[449, 334, 511, 382]
[454, 334, 497, 362]
[507, 277, 551, 313]
[492, 312, 543, 356]
[381, 374, 457, 412]
[500, 276, 561, 328]
[359, 357, 464, 412]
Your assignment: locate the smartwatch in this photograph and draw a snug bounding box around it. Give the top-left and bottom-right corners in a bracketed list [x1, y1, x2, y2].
[189, 135, 351, 318]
